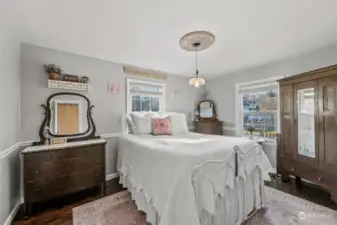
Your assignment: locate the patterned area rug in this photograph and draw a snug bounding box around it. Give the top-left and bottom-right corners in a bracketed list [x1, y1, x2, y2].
[73, 186, 337, 225]
[244, 187, 337, 225]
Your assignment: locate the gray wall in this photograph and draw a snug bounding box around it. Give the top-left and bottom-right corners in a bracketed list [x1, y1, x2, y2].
[207, 43, 337, 134]
[0, 19, 21, 152]
[0, 8, 22, 225]
[20, 44, 200, 174]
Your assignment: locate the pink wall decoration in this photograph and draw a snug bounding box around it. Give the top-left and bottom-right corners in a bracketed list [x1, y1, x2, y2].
[107, 82, 120, 95]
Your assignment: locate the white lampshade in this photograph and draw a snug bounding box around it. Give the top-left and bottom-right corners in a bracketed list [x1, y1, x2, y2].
[189, 77, 206, 88]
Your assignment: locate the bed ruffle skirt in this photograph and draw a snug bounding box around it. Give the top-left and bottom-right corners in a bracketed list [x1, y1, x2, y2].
[119, 167, 265, 225]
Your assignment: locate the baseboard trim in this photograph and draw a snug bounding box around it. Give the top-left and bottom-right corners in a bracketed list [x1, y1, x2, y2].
[106, 173, 120, 181]
[4, 200, 21, 225]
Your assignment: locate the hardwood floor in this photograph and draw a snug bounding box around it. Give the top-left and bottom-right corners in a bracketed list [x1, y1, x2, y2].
[12, 177, 336, 225]
[266, 176, 337, 210]
[12, 180, 125, 225]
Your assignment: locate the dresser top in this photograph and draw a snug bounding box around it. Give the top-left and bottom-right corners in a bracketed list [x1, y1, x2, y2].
[22, 139, 107, 154]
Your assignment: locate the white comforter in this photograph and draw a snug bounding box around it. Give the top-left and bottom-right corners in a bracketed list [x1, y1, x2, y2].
[117, 133, 273, 225]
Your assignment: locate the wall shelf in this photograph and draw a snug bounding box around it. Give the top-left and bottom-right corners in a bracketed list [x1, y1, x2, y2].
[48, 80, 89, 92]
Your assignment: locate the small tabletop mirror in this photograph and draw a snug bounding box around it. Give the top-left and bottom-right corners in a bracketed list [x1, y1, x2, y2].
[35, 92, 97, 145]
[198, 100, 216, 119]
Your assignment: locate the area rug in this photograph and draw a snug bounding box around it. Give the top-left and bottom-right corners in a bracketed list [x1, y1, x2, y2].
[73, 186, 337, 225]
[243, 186, 337, 225]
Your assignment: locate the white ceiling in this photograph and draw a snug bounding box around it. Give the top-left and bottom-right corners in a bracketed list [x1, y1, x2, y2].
[6, 0, 337, 78]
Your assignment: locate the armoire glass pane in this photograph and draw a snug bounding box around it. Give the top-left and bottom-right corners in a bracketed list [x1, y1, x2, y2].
[297, 88, 315, 158]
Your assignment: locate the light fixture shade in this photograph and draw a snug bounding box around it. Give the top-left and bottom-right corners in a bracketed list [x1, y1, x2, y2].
[189, 77, 206, 88]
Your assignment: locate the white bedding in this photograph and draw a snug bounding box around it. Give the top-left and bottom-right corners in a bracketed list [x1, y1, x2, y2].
[117, 133, 273, 225]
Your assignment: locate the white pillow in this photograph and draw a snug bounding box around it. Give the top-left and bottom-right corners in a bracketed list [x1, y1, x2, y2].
[170, 113, 189, 134]
[130, 112, 154, 134]
[126, 114, 135, 133]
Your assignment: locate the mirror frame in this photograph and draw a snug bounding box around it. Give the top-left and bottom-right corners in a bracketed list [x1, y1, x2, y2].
[35, 92, 97, 145]
[197, 100, 217, 120]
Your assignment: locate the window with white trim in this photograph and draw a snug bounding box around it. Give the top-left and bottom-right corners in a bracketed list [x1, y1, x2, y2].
[237, 81, 279, 138]
[126, 78, 166, 113]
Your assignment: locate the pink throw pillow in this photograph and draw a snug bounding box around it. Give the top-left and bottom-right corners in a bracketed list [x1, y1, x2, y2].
[152, 118, 172, 135]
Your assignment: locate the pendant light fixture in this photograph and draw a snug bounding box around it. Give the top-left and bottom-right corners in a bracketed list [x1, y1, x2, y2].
[188, 42, 205, 88]
[179, 31, 215, 88]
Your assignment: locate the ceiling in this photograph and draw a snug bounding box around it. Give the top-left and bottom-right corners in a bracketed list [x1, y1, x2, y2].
[5, 0, 337, 78]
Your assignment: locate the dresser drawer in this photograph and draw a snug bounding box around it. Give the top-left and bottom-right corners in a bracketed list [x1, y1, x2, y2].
[24, 145, 104, 165]
[195, 121, 222, 135]
[25, 167, 104, 202]
[25, 155, 104, 182]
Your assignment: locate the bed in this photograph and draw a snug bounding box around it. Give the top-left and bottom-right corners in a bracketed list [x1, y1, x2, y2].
[117, 130, 273, 225]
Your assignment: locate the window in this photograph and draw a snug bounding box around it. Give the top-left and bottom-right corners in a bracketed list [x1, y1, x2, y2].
[236, 81, 279, 138]
[127, 78, 165, 113]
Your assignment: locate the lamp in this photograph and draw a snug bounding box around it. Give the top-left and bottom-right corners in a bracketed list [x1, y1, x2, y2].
[189, 43, 206, 88]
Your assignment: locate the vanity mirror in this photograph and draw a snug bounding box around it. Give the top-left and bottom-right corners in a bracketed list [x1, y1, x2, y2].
[195, 100, 222, 135]
[35, 92, 97, 144]
[198, 100, 216, 119]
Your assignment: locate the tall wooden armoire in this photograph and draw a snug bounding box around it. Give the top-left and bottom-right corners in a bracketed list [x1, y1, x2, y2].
[279, 65, 337, 203]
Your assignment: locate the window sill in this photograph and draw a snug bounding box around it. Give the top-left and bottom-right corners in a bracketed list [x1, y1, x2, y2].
[241, 136, 276, 144]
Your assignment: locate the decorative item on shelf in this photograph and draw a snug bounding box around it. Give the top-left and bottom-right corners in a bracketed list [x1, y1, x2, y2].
[43, 64, 62, 80]
[50, 137, 67, 145]
[63, 74, 79, 82]
[80, 76, 89, 83]
[43, 126, 50, 145]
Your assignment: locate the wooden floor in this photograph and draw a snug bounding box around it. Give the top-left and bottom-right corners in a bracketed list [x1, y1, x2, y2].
[13, 180, 125, 225]
[13, 177, 337, 225]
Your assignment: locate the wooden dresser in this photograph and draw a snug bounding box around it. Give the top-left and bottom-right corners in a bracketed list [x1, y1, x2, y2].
[195, 100, 223, 135]
[22, 139, 106, 217]
[195, 120, 223, 135]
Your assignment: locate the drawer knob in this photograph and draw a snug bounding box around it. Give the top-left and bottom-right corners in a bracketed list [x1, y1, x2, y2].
[36, 188, 40, 192]
[95, 160, 99, 163]
[319, 177, 323, 181]
[48, 156, 52, 159]
[36, 171, 40, 175]
[291, 168, 295, 172]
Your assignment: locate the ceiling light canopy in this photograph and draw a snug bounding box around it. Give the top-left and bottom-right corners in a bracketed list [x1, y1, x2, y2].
[179, 31, 215, 88]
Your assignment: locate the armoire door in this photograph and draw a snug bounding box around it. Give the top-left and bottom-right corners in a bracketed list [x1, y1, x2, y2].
[280, 85, 295, 159]
[318, 76, 337, 175]
[294, 80, 318, 167]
